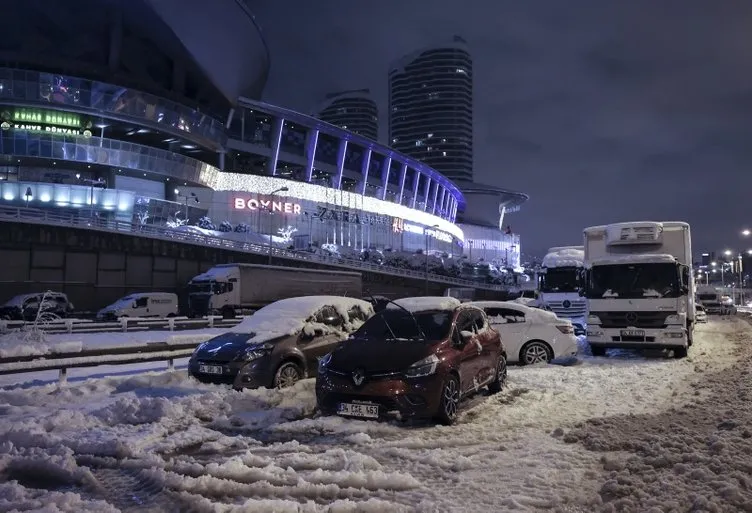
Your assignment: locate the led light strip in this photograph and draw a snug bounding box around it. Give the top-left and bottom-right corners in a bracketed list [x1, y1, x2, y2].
[210, 173, 464, 241]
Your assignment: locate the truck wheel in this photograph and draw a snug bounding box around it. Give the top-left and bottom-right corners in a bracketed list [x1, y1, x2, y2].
[687, 328, 693, 347]
[673, 346, 688, 359]
[220, 306, 234, 319]
[590, 346, 606, 357]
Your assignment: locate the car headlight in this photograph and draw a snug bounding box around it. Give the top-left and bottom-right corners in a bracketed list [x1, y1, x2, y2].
[318, 352, 332, 373]
[191, 342, 207, 359]
[404, 354, 440, 378]
[665, 314, 682, 324]
[238, 342, 274, 362]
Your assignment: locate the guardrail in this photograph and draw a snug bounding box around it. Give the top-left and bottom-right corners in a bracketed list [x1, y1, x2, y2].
[0, 316, 243, 335]
[0, 205, 511, 291]
[0, 341, 200, 383]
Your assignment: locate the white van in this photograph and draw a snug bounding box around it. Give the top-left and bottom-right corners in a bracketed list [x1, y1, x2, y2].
[97, 293, 178, 320]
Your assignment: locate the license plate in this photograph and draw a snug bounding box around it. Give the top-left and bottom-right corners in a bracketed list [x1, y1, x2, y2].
[621, 329, 645, 338]
[199, 364, 223, 375]
[337, 403, 379, 418]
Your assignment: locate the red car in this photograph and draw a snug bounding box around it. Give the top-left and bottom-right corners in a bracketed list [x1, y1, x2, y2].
[316, 297, 507, 425]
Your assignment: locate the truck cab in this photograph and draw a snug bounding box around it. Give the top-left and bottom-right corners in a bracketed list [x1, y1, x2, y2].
[539, 246, 587, 334]
[583, 221, 694, 358]
[187, 266, 239, 318]
[696, 285, 723, 315]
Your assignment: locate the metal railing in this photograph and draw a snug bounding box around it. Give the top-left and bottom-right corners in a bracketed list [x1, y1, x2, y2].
[0, 205, 509, 291]
[0, 316, 243, 335]
[0, 341, 201, 383]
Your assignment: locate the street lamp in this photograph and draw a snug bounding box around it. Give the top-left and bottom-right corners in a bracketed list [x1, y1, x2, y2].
[175, 189, 199, 222]
[267, 187, 289, 265]
[424, 224, 440, 295]
[743, 229, 751, 237]
[24, 187, 32, 207]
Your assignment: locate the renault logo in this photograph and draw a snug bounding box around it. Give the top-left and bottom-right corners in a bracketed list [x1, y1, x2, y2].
[352, 368, 365, 386]
[625, 312, 638, 324]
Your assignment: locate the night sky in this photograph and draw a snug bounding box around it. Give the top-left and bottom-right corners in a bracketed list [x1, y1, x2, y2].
[250, 0, 752, 258]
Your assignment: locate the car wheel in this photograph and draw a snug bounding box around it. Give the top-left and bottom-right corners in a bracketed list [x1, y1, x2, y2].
[273, 361, 303, 389]
[435, 375, 460, 426]
[590, 346, 606, 357]
[520, 341, 552, 365]
[488, 355, 507, 394]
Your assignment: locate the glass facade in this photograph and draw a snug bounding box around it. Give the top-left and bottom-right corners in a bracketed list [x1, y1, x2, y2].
[0, 131, 219, 186]
[0, 68, 225, 149]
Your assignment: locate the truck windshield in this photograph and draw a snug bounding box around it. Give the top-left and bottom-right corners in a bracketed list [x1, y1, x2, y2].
[188, 281, 231, 294]
[587, 263, 681, 299]
[540, 267, 580, 293]
[697, 293, 717, 301]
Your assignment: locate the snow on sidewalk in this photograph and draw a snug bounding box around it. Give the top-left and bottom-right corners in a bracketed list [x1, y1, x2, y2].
[0, 319, 745, 512]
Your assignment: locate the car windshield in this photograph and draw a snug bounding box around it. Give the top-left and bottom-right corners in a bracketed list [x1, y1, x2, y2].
[353, 309, 453, 341]
[540, 266, 580, 293]
[586, 263, 680, 299]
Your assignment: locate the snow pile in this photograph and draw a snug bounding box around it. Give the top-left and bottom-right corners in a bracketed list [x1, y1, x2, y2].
[230, 296, 374, 339]
[542, 247, 584, 269]
[388, 296, 461, 313]
[0, 318, 746, 511]
[560, 318, 752, 511]
[0, 331, 82, 358]
[471, 300, 563, 324]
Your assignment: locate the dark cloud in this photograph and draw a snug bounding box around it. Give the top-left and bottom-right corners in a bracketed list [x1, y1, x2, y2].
[248, 0, 752, 256]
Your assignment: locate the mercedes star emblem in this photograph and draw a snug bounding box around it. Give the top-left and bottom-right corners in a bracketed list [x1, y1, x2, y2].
[352, 368, 365, 386]
[562, 300, 571, 309]
[625, 312, 638, 324]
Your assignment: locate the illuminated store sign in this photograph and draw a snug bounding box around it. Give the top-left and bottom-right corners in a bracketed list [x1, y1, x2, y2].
[314, 206, 390, 226]
[233, 197, 302, 214]
[0, 108, 92, 136]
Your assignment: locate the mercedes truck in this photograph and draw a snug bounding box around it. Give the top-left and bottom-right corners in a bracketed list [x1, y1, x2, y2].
[539, 246, 587, 334]
[187, 264, 363, 318]
[583, 221, 694, 358]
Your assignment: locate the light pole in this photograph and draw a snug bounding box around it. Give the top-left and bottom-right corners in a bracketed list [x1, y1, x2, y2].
[175, 189, 199, 223]
[424, 224, 440, 295]
[267, 187, 289, 265]
[24, 187, 32, 208]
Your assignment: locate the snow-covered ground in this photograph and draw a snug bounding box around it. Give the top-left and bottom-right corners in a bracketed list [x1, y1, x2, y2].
[0, 318, 748, 512]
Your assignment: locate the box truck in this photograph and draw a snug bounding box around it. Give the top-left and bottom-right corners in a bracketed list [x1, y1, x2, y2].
[583, 221, 694, 358]
[187, 264, 363, 318]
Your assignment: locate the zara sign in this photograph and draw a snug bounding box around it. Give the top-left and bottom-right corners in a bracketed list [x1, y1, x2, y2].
[233, 197, 302, 215]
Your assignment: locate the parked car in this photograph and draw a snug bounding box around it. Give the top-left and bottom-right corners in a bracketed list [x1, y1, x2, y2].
[316, 296, 507, 425]
[188, 296, 374, 389]
[695, 304, 708, 323]
[96, 292, 178, 320]
[0, 291, 74, 321]
[469, 301, 578, 365]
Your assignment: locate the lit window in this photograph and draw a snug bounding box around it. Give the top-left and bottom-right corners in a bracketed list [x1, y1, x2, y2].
[427, 133, 434, 138]
[442, 151, 447, 157]
[456, 68, 467, 74]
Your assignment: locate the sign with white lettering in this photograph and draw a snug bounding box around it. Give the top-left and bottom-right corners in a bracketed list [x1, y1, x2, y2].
[1, 121, 91, 137]
[233, 197, 302, 215]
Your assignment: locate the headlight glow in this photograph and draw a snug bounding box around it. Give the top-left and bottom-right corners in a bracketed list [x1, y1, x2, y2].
[239, 342, 274, 361]
[318, 352, 333, 373]
[404, 354, 440, 378]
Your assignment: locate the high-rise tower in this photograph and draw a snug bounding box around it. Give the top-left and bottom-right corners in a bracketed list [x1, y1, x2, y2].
[389, 36, 473, 183]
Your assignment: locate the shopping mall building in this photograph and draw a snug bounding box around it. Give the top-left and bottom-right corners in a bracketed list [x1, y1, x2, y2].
[0, 0, 527, 282]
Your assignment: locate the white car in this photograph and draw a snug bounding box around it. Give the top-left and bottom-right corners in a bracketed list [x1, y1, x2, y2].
[695, 305, 708, 323]
[469, 301, 579, 365]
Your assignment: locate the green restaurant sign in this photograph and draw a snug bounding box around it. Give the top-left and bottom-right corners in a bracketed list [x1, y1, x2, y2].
[1, 108, 91, 136]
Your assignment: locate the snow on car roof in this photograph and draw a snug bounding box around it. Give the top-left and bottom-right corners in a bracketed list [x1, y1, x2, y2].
[230, 296, 373, 339]
[388, 296, 461, 313]
[587, 253, 678, 268]
[469, 301, 565, 324]
[542, 247, 585, 269]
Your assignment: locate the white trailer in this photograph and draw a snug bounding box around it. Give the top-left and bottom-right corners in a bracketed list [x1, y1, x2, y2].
[539, 246, 587, 332]
[583, 221, 694, 358]
[187, 264, 363, 317]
